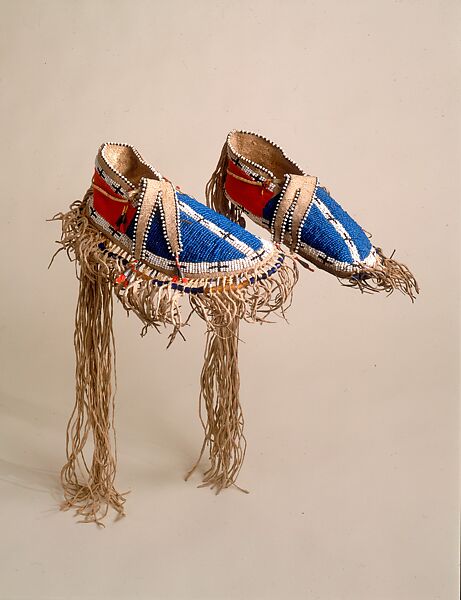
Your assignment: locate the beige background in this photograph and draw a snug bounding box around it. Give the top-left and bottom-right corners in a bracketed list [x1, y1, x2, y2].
[0, 1, 459, 599]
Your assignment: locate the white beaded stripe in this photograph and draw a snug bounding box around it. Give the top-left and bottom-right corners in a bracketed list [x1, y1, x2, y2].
[285, 188, 301, 246]
[89, 197, 134, 249]
[141, 194, 162, 260]
[313, 197, 361, 264]
[174, 188, 183, 252]
[178, 199, 272, 262]
[277, 188, 299, 246]
[157, 193, 175, 256]
[143, 247, 266, 274]
[297, 237, 376, 270]
[131, 179, 146, 258]
[270, 175, 290, 237]
[294, 182, 318, 253]
[134, 180, 161, 260]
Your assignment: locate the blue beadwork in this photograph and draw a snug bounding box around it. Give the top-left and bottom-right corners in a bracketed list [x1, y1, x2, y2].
[315, 187, 371, 261]
[300, 203, 353, 262]
[180, 193, 262, 251]
[262, 187, 372, 264]
[126, 190, 265, 265]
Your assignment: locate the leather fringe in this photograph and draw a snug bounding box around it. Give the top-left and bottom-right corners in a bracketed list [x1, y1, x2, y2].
[342, 248, 419, 301]
[59, 257, 127, 526]
[50, 194, 297, 523]
[185, 317, 248, 493]
[205, 142, 242, 223]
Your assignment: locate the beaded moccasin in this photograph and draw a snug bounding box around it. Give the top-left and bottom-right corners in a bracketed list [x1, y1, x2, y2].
[207, 130, 418, 300]
[51, 142, 297, 525]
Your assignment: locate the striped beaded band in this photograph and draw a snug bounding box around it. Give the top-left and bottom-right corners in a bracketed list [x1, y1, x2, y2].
[97, 242, 287, 294]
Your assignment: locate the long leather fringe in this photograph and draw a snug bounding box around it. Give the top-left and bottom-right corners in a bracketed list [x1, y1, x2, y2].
[59, 263, 127, 526]
[205, 141, 241, 222]
[51, 195, 297, 523]
[342, 248, 419, 301]
[185, 317, 247, 493]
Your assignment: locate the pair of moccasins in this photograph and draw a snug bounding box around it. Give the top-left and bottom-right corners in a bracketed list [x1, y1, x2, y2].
[53, 130, 418, 525]
[84, 130, 418, 296]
